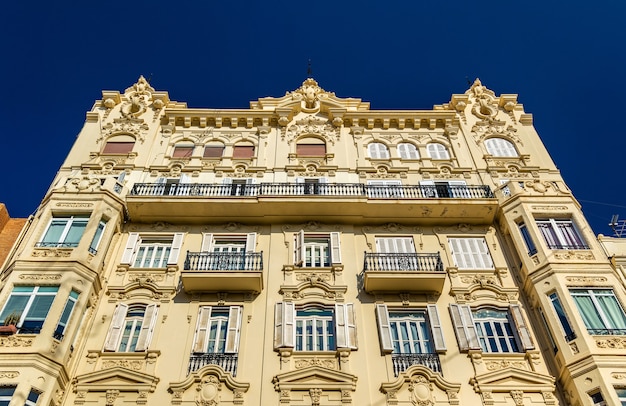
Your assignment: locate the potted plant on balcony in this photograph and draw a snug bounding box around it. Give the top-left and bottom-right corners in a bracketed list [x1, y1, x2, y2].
[0, 312, 21, 335]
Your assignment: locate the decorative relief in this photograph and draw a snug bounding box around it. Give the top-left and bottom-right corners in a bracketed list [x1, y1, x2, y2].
[554, 251, 595, 260]
[127, 273, 166, 284]
[105, 389, 120, 406]
[55, 202, 94, 208]
[295, 273, 331, 283]
[596, 337, 626, 349]
[309, 388, 322, 406]
[294, 358, 337, 370]
[471, 119, 520, 144]
[0, 371, 19, 378]
[485, 360, 528, 371]
[0, 335, 33, 347]
[19, 274, 62, 280]
[196, 375, 221, 406]
[101, 360, 144, 371]
[288, 78, 333, 111]
[511, 390, 524, 406]
[612, 373, 626, 380]
[101, 118, 149, 143]
[565, 276, 607, 284]
[284, 116, 339, 145]
[469, 79, 499, 120]
[460, 274, 498, 287]
[32, 249, 71, 258]
[409, 375, 434, 406]
[530, 205, 568, 211]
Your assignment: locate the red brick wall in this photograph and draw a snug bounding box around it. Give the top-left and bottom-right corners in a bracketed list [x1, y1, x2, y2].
[0, 204, 27, 266]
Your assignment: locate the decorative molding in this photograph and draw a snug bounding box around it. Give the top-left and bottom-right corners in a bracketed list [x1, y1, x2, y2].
[485, 360, 529, 371]
[565, 276, 607, 284]
[596, 337, 626, 349]
[284, 116, 339, 145]
[0, 371, 19, 378]
[18, 273, 62, 280]
[0, 335, 33, 347]
[530, 205, 568, 211]
[294, 357, 337, 370]
[55, 202, 94, 208]
[32, 249, 72, 258]
[554, 251, 595, 260]
[102, 360, 144, 371]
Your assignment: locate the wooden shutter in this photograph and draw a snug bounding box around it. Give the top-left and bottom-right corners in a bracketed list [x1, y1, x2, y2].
[246, 233, 256, 252]
[376, 304, 394, 353]
[201, 233, 214, 252]
[103, 303, 128, 351]
[294, 230, 305, 266]
[427, 304, 446, 352]
[449, 304, 479, 351]
[274, 302, 295, 349]
[335, 303, 357, 349]
[121, 233, 139, 264]
[510, 304, 534, 350]
[193, 306, 212, 353]
[135, 304, 158, 351]
[167, 233, 184, 265]
[330, 232, 341, 264]
[225, 306, 242, 353]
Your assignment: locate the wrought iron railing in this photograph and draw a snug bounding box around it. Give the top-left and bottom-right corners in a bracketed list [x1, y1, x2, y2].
[587, 328, 626, 335]
[363, 252, 444, 272]
[35, 242, 79, 248]
[129, 183, 494, 199]
[184, 251, 263, 271]
[392, 353, 442, 376]
[188, 353, 238, 376]
[546, 243, 590, 250]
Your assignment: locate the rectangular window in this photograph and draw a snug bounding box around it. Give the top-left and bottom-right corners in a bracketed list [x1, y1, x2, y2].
[0, 286, 59, 334]
[222, 178, 256, 196]
[104, 303, 158, 352]
[54, 290, 79, 340]
[121, 233, 184, 268]
[473, 308, 519, 353]
[296, 144, 326, 156]
[102, 141, 134, 154]
[89, 220, 107, 254]
[294, 231, 341, 267]
[616, 388, 626, 406]
[367, 180, 403, 198]
[203, 146, 224, 158]
[420, 180, 468, 198]
[571, 289, 626, 335]
[448, 238, 494, 269]
[389, 311, 433, 354]
[38, 215, 89, 248]
[549, 292, 576, 341]
[590, 391, 606, 406]
[193, 306, 242, 354]
[536, 218, 588, 250]
[0, 387, 15, 406]
[26, 390, 40, 406]
[295, 177, 327, 195]
[198, 233, 257, 271]
[233, 145, 255, 158]
[274, 302, 356, 351]
[518, 223, 537, 256]
[173, 145, 194, 158]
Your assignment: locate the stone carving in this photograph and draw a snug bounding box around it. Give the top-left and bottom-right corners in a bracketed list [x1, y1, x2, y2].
[511, 390, 524, 406]
[309, 388, 322, 406]
[530, 205, 568, 211]
[472, 119, 520, 144]
[52, 389, 64, 406]
[469, 79, 498, 119]
[102, 360, 144, 370]
[105, 389, 119, 405]
[0, 371, 19, 378]
[409, 376, 433, 406]
[0, 335, 33, 347]
[295, 358, 337, 370]
[284, 115, 339, 145]
[460, 274, 498, 286]
[19, 274, 62, 280]
[55, 202, 94, 208]
[128, 273, 165, 284]
[196, 375, 221, 406]
[485, 360, 528, 371]
[101, 119, 149, 143]
[289, 78, 333, 110]
[32, 249, 71, 258]
[295, 273, 331, 283]
[596, 337, 626, 349]
[612, 373, 626, 379]
[565, 276, 606, 283]
[555, 251, 595, 260]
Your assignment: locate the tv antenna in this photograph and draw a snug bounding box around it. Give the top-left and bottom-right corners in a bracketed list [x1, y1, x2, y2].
[609, 215, 626, 237]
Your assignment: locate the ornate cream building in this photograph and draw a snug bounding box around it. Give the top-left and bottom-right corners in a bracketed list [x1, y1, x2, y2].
[0, 77, 623, 405]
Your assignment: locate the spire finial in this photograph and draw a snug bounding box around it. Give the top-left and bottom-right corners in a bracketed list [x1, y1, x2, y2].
[307, 59, 313, 78]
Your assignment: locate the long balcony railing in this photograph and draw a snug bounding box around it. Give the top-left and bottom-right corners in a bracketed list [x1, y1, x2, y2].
[363, 252, 444, 272]
[587, 328, 626, 335]
[184, 251, 263, 271]
[392, 353, 442, 376]
[188, 353, 238, 376]
[130, 183, 494, 199]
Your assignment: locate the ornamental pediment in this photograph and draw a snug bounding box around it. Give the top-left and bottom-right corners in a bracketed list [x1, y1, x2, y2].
[470, 367, 556, 393]
[273, 365, 357, 390]
[72, 366, 159, 393]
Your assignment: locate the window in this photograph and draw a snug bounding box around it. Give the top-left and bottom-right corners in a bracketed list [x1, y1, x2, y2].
[376, 304, 445, 354]
[104, 303, 158, 352]
[590, 391, 606, 406]
[233, 144, 255, 158]
[0, 387, 14, 406]
[222, 178, 256, 196]
[294, 231, 341, 267]
[89, 220, 107, 254]
[426, 143, 450, 159]
[121, 233, 184, 268]
[296, 138, 326, 156]
[518, 223, 537, 256]
[198, 233, 257, 270]
[54, 290, 79, 340]
[26, 389, 40, 406]
[570, 289, 626, 335]
[274, 302, 356, 351]
[536, 218, 587, 249]
[204, 144, 225, 158]
[0, 286, 59, 334]
[549, 292, 576, 341]
[295, 177, 327, 195]
[173, 144, 194, 158]
[420, 180, 468, 198]
[485, 138, 518, 157]
[374, 237, 417, 269]
[616, 388, 626, 406]
[449, 304, 533, 352]
[38, 215, 89, 248]
[448, 238, 494, 269]
[367, 180, 403, 198]
[368, 142, 390, 159]
[102, 141, 134, 154]
[193, 306, 242, 353]
[397, 143, 420, 159]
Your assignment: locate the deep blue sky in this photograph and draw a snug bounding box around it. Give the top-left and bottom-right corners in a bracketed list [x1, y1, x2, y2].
[1, 1, 625, 236]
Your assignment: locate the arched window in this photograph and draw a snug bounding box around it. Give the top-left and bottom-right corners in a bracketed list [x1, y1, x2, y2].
[426, 143, 450, 159]
[203, 142, 225, 158]
[233, 142, 255, 158]
[296, 137, 326, 156]
[368, 142, 390, 159]
[485, 138, 518, 157]
[102, 135, 135, 154]
[397, 143, 420, 159]
[172, 143, 194, 158]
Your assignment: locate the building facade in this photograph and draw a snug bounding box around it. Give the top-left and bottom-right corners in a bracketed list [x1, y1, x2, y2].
[0, 204, 27, 270]
[0, 77, 622, 405]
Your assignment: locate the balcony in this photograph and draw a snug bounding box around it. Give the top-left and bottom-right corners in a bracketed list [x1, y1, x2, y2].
[392, 353, 442, 376]
[188, 353, 238, 376]
[180, 251, 263, 293]
[126, 183, 497, 225]
[362, 252, 446, 293]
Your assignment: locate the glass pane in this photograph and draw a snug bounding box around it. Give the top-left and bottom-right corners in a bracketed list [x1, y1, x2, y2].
[27, 296, 55, 319]
[42, 220, 66, 244]
[0, 296, 29, 321]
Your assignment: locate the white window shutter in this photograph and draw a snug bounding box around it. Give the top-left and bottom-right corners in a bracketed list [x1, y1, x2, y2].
[193, 306, 212, 353]
[180, 173, 190, 183]
[479, 238, 494, 269]
[330, 232, 341, 264]
[427, 304, 446, 352]
[167, 233, 184, 265]
[121, 233, 139, 264]
[246, 233, 256, 252]
[448, 238, 464, 268]
[449, 304, 479, 351]
[135, 304, 158, 352]
[201, 233, 214, 252]
[222, 178, 233, 184]
[274, 302, 295, 349]
[510, 304, 534, 350]
[346, 303, 357, 349]
[335, 303, 347, 348]
[376, 304, 394, 352]
[294, 230, 305, 266]
[225, 306, 242, 353]
[103, 303, 128, 351]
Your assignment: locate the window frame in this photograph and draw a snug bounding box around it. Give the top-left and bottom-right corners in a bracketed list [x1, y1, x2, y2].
[376, 304, 445, 354]
[397, 143, 420, 160]
[172, 144, 195, 158]
[89, 220, 107, 254]
[570, 288, 626, 335]
[0, 285, 59, 334]
[518, 222, 537, 256]
[203, 144, 225, 158]
[0, 387, 15, 406]
[104, 303, 158, 352]
[549, 292, 576, 341]
[102, 141, 135, 155]
[54, 290, 79, 340]
[426, 143, 450, 159]
[38, 215, 90, 248]
[473, 308, 520, 353]
[536, 218, 588, 250]
[121, 233, 184, 268]
[368, 142, 390, 159]
[193, 306, 242, 354]
[448, 237, 494, 270]
[232, 144, 255, 159]
[294, 230, 341, 267]
[484, 137, 518, 157]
